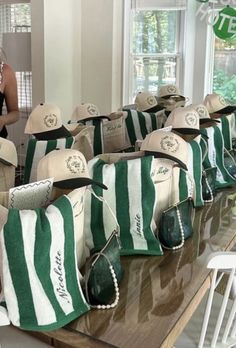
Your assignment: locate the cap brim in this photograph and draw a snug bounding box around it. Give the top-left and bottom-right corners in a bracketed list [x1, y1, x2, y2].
[0, 158, 13, 166]
[199, 118, 220, 124]
[34, 125, 71, 140]
[160, 94, 185, 100]
[144, 104, 165, 113]
[213, 105, 236, 115]
[78, 115, 110, 122]
[172, 128, 201, 135]
[53, 177, 108, 190]
[144, 151, 188, 171]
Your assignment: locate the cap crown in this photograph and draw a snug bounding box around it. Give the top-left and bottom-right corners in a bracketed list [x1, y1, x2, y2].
[135, 91, 157, 112]
[203, 93, 229, 114]
[158, 84, 182, 98]
[141, 130, 188, 167]
[71, 103, 100, 122]
[37, 149, 90, 183]
[191, 104, 211, 120]
[25, 103, 62, 135]
[165, 106, 200, 130]
[0, 137, 17, 167]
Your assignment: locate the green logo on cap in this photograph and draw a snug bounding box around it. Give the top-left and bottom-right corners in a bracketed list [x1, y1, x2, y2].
[213, 6, 236, 40]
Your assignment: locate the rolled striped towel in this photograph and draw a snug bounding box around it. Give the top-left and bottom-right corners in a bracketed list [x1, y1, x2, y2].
[24, 137, 75, 184]
[124, 109, 165, 147]
[200, 125, 236, 189]
[0, 194, 90, 331]
[85, 155, 163, 256]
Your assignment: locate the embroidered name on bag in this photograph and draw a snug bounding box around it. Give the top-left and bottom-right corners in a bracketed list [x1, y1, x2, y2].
[54, 250, 71, 304]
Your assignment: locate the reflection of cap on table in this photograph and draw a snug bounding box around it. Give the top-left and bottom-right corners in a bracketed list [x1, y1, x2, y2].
[25, 103, 71, 140]
[37, 148, 107, 190]
[141, 130, 188, 170]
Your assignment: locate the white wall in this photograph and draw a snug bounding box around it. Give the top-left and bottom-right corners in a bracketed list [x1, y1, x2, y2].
[31, 0, 81, 122]
[81, 0, 123, 114]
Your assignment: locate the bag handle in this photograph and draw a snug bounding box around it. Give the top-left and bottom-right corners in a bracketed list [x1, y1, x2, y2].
[87, 187, 120, 238]
[202, 170, 214, 203]
[84, 247, 120, 310]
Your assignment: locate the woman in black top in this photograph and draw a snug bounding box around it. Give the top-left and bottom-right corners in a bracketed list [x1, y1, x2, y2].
[0, 58, 19, 138]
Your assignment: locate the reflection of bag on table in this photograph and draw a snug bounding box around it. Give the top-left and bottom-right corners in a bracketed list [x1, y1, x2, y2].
[201, 167, 217, 203]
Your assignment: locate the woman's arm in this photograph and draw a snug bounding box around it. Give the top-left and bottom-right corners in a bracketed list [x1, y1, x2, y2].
[0, 64, 19, 128]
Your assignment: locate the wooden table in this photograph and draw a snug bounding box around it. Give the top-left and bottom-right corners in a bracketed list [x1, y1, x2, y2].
[39, 189, 236, 348]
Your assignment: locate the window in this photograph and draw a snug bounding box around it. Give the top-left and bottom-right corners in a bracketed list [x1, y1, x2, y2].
[124, 1, 186, 104]
[213, 38, 236, 104]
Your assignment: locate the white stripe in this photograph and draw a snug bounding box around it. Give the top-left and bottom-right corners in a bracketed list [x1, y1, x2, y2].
[0, 233, 20, 326]
[102, 163, 117, 240]
[143, 112, 153, 134]
[84, 158, 100, 251]
[127, 159, 148, 250]
[206, 127, 226, 184]
[46, 205, 74, 315]
[20, 210, 57, 325]
[186, 143, 194, 198]
[29, 141, 48, 183]
[131, 111, 143, 141]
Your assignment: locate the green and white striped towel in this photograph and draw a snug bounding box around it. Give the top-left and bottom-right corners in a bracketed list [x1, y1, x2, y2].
[0, 194, 90, 331]
[85, 155, 163, 256]
[187, 138, 203, 207]
[24, 137, 75, 184]
[79, 119, 104, 155]
[200, 125, 236, 189]
[124, 110, 165, 147]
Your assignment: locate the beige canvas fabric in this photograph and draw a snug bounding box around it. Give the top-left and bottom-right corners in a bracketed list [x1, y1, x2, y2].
[0, 164, 15, 192]
[67, 188, 89, 269]
[71, 103, 100, 122]
[103, 116, 127, 153]
[0, 138, 17, 167]
[71, 125, 95, 161]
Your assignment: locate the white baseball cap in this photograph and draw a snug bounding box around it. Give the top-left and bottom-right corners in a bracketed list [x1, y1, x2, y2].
[164, 106, 201, 135]
[140, 130, 188, 170]
[135, 91, 164, 113]
[37, 148, 107, 190]
[158, 84, 185, 99]
[191, 104, 220, 125]
[71, 103, 110, 123]
[25, 103, 71, 140]
[203, 93, 236, 115]
[0, 137, 17, 167]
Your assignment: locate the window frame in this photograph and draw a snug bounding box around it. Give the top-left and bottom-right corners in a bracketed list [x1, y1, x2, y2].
[122, 1, 186, 105]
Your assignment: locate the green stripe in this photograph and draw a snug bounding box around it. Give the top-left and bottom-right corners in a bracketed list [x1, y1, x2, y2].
[214, 126, 236, 187]
[3, 209, 38, 326]
[90, 160, 107, 250]
[34, 208, 64, 321]
[115, 160, 133, 252]
[24, 139, 37, 184]
[53, 196, 89, 315]
[92, 119, 103, 155]
[45, 139, 57, 154]
[125, 110, 137, 145]
[190, 140, 204, 207]
[141, 156, 163, 254]
[137, 111, 148, 139]
[221, 116, 231, 150]
[65, 136, 74, 148]
[179, 169, 188, 201]
[150, 112, 157, 130]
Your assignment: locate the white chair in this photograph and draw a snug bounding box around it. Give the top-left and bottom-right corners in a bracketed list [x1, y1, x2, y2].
[174, 252, 236, 348]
